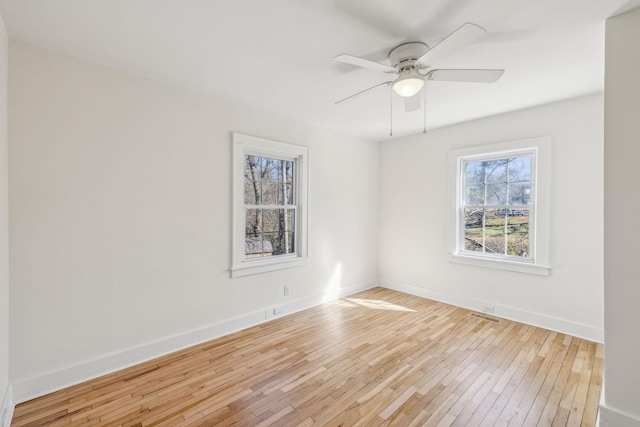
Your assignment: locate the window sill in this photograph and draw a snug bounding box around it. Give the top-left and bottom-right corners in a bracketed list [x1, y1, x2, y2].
[230, 256, 308, 278]
[447, 253, 551, 276]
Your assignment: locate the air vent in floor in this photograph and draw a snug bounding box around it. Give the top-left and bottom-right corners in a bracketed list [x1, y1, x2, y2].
[471, 313, 500, 323]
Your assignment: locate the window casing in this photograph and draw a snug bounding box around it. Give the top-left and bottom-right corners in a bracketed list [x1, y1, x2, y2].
[448, 137, 551, 275]
[231, 133, 308, 278]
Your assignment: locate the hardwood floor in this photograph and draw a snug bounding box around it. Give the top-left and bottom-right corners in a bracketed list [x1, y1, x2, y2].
[11, 287, 603, 426]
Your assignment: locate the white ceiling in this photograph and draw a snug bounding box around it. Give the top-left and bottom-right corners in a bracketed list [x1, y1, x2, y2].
[0, 0, 638, 141]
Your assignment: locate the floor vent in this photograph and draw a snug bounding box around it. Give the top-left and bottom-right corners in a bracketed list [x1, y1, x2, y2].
[471, 313, 500, 323]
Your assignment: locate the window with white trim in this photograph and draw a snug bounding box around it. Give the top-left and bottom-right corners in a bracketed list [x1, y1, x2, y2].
[448, 137, 551, 275]
[231, 133, 308, 278]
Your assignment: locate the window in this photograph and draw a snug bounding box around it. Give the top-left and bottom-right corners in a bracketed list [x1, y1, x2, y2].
[231, 133, 308, 277]
[448, 137, 551, 275]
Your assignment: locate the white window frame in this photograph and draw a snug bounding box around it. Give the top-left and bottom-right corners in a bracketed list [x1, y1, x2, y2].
[231, 133, 308, 278]
[447, 137, 551, 276]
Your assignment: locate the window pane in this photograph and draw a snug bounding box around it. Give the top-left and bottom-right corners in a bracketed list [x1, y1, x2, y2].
[258, 156, 267, 176]
[465, 161, 485, 185]
[247, 155, 266, 178]
[464, 208, 484, 252]
[244, 156, 262, 205]
[262, 182, 282, 205]
[262, 209, 280, 233]
[273, 159, 284, 181]
[465, 184, 484, 205]
[263, 232, 280, 255]
[485, 160, 507, 184]
[245, 209, 262, 236]
[259, 209, 295, 256]
[486, 183, 507, 205]
[262, 159, 280, 182]
[245, 236, 263, 258]
[507, 209, 529, 257]
[245, 155, 262, 178]
[508, 183, 531, 205]
[484, 208, 506, 254]
[244, 180, 261, 205]
[244, 156, 255, 182]
[245, 208, 267, 258]
[283, 183, 294, 204]
[284, 160, 294, 184]
[508, 156, 531, 182]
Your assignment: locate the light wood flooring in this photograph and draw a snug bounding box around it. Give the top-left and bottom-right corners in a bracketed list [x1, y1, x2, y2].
[12, 287, 603, 426]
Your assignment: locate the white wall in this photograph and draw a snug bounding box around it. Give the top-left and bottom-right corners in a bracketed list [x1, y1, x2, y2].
[379, 94, 604, 341]
[0, 9, 9, 421]
[8, 41, 378, 399]
[602, 6, 640, 426]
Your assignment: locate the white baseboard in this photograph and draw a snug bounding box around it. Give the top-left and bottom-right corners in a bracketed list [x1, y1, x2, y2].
[379, 278, 603, 343]
[11, 280, 377, 404]
[599, 404, 640, 427]
[0, 385, 13, 427]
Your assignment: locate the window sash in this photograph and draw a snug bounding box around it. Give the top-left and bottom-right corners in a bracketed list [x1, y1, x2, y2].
[244, 204, 297, 257]
[460, 153, 534, 206]
[458, 207, 534, 262]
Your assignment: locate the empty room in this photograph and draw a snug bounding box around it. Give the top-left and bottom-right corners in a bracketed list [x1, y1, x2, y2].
[0, 0, 639, 426]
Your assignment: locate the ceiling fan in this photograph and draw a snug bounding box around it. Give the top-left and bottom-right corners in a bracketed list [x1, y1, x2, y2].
[334, 23, 504, 113]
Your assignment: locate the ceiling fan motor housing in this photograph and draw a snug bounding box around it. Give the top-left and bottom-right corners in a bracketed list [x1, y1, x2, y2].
[388, 42, 430, 71]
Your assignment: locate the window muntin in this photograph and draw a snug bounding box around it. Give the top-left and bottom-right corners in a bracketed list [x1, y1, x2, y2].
[459, 152, 535, 261]
[244, 154, 296, 260]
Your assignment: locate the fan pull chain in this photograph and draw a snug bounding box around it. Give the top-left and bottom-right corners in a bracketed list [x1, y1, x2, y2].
[423, 83, 427, 134]
[389, 86, 393, 137]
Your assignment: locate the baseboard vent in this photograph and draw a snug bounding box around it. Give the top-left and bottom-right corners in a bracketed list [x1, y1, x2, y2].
[471, 313, 500, 323]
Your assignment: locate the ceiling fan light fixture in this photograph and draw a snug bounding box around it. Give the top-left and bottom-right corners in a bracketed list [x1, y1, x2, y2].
[392, 71, 425, 97]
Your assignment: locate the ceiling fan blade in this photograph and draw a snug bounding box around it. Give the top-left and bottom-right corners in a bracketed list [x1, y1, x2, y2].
[334, 54, 396, 73]
[427, 69, 504, 83]
[404, 94, 421, 112]
[335, 81, 393, 104]
[416, 23, 486, 67]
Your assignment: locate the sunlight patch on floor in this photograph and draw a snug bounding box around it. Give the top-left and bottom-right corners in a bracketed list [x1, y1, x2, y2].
[343, 298, 415, 312]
